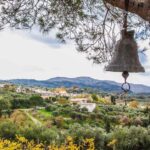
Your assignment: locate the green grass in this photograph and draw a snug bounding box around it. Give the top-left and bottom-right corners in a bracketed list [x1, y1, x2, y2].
[38, 109, 52, 117]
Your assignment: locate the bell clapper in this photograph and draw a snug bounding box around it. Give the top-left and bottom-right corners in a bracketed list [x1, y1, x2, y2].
[122, 71, 129, 83]
[121, 71, 130, 106]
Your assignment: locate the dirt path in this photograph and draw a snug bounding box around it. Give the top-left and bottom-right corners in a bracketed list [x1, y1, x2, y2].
[23, 110, 42, 127]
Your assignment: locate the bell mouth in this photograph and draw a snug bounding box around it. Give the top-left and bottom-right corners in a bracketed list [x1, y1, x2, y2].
[105, 65, 145, 73]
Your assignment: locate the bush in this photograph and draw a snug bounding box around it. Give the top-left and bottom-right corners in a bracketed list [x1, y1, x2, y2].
[58, 98, 69, 104]
[68, 123, 105, 149]
[52, 116, 65, 128]
[0, 136, 95, 150]
[40, 128, 58, 144]
[11, 98, 30, 109]
[91, 94, 99, 102]
[0, 121, 18, 139]
[0, 98, 11, 116]
[128, 101, 139, 109]
[29, 95, 45, 106]
[20, 126, 42, 142]
[107, 126, 150, 150]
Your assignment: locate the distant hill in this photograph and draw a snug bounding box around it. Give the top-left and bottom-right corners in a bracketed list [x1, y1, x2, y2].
[1, 76, 150, 93]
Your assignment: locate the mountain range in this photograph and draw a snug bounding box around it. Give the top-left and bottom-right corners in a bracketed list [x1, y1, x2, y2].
[1, 77, 150, 93]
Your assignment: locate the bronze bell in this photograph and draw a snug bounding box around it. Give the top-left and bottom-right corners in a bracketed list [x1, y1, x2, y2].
[105, 30, 145, 72]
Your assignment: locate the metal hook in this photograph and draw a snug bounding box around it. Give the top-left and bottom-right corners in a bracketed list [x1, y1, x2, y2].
[121, 71, 130, 92]
[121, 82, 130, 92]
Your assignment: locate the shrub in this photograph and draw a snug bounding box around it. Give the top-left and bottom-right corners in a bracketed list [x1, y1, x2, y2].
[128, 101, 139, 109]
[119, 116, 131, 126]
[58, 98, 69, 104]
[107, 126, 150, 150]
[20, 126, 43, 142]
[68, 123, 105, 149]
[0, 136, 95, 150]
[0, 98, 11, 116]
[91, 94, 99, 102]
[40, 129, 58, 144]
[0, 121, 18, 139]
[29, 95, 45, 106]
[52, 116, 65, 128]
[132, 117, 143, 126]
[45, 104, 57, 112]
[80, 107, 88, 112]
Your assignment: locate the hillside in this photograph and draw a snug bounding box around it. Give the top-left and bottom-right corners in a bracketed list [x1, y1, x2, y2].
[1, 76, 150, 93]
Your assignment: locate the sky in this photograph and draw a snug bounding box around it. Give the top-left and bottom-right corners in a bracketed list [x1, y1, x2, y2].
[0, 28, 150, 85]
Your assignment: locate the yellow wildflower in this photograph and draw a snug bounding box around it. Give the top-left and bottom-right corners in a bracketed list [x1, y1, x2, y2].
[107, 139, 117, 147]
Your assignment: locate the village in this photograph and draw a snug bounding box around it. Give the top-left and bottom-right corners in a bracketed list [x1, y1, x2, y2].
[0, 82, 113, 112]
[0, 80, 149, 150]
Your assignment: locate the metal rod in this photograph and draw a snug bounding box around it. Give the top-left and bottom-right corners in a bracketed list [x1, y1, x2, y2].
[123, 0, 130, 33]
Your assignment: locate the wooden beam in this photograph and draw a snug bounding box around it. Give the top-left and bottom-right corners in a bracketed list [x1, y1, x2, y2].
[105, 0, 150, 21]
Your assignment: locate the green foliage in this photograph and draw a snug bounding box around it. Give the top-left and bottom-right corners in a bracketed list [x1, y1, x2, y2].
[81, 107, 88, 112]
[0, 98, 11, 110]
[20, 126, 59, 144]
[91, 94, 99, 102]
[58, 98, 69, 105]
[11, 95, 44, 109]
[29, 95, 45, 106]
[68, 123, 105, 149]
[110, 95, 116, 105]
[38, 109, 52, 117]
[0, 98, 11, 116]
[108, 126, 150, 150]
[11, 98, 30, 109]
[0, 121, 18, 139]
[52, 116, 65, 128]
[3, 84, 16, 92]
[46, 104, 58, 112]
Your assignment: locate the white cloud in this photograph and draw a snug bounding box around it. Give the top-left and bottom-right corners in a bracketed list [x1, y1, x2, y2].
[0, 28, 150, 86]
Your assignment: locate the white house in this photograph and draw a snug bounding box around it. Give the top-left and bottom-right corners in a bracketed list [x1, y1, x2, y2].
[80, 103, 96, 112]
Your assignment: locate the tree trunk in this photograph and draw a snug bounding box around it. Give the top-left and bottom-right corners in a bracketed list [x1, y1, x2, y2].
[105, 0, 150, 22]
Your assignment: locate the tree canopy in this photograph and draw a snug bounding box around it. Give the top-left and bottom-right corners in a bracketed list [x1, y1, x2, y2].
[0, 0, 149, 64]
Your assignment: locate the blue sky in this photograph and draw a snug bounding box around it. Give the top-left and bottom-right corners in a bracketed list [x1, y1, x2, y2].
[0, 28, 150, 85]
